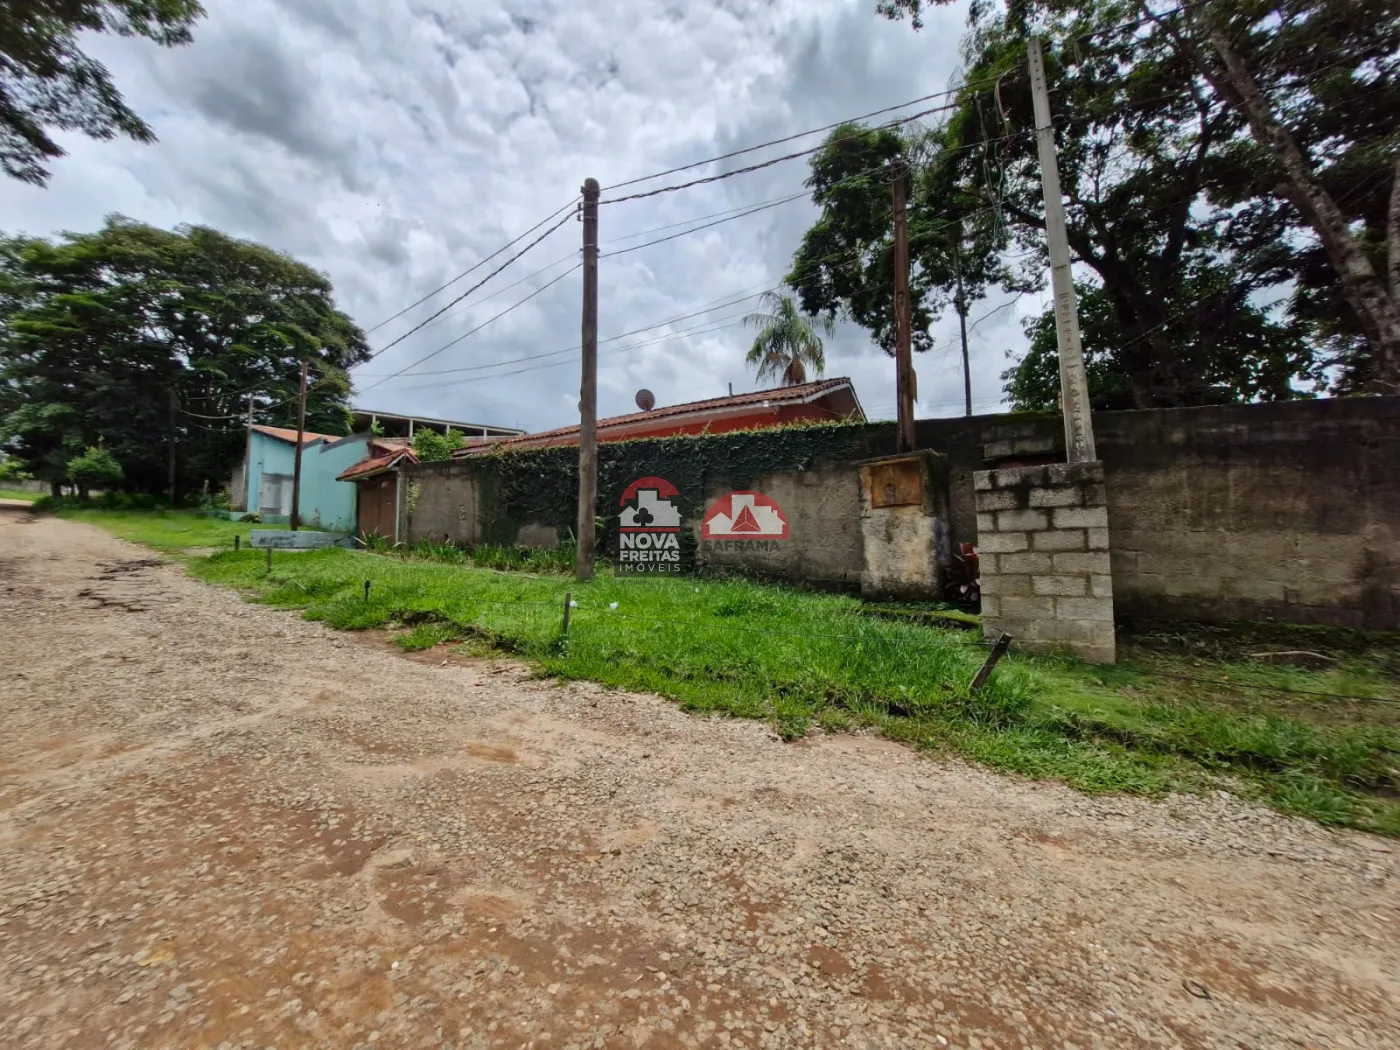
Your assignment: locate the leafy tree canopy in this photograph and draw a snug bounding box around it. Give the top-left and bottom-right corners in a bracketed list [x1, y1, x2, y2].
[66, 443, 122, 493]
[0, 216, 369, 494]
[0, 1, 206, 185]
[870, 0, 1399, 407]
[412, 427, 467, 462]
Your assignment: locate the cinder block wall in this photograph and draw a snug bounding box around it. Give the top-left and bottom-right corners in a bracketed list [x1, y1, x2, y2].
[975, 462, 1115, 663]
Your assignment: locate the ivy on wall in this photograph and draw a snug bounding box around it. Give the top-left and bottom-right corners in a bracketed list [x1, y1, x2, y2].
[467, 421, 893, 550]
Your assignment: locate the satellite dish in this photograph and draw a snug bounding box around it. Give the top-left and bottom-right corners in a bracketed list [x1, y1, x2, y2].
[635, 389, 656, 412]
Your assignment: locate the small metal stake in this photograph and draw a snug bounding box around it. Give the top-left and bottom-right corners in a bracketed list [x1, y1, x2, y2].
[969, 632, 1013, 694]
[364, 579, 372, 602]
[561, 591, 573, 635]
[234, 534, 240, 551]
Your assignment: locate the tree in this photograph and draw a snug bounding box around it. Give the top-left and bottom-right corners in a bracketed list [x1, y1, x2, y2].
[0, 216, 368, 494]
[787, 121, 1023, 414]
[876, 0, 1400, 400]
[411, 427, 466, 462]
[741, 291, 834, 386]
[0, 1, 206, 186]
[65, 444, 122, 497]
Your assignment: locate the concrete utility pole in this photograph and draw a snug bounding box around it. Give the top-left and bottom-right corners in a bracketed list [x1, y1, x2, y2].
[576, 179, 600, 580]
[290, 360, 309, 531]
[1028, 37, 1096, 463]
[891, 165, 917, 453]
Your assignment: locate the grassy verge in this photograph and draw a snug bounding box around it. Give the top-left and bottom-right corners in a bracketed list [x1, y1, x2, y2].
[363, 535, 576, 574]
[191, 547, 1400, 835]
[0, 488, 40, 502]
[53, 506, 256, 554]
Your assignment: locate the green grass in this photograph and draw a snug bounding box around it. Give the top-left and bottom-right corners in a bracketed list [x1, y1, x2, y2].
[363, 534, 577, 575]
[0, 488, 40, 502]
[53, 506, 258, 554]
[189, 547, 1400, 835]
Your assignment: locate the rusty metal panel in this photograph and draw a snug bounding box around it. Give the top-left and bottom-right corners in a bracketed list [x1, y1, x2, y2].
[866, 458, 923, 508]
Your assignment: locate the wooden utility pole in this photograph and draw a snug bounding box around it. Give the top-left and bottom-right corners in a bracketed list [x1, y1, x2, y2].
[576, 179, 600, 580]
[290, 360, 309, 531]
[891, 165, 917, 453]
[955, 240, 972, 417]
[1028, 37, 1096, 463]
[167, 388, 178, 503]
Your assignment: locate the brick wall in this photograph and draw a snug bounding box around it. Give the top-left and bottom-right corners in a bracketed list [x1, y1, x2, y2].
[975, 462, 1116, 663]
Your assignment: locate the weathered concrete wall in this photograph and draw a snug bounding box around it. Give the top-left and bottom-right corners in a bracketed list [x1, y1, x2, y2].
[976, 462, 1116, 663]
[694, 461, 864, 590]
[857, 452, 951, 602]
[400, 398, 1400, 629]
[1093, 399, 1400, 629]
[404, 460, 482, 546]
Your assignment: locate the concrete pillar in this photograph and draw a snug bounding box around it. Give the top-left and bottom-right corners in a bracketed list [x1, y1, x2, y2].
[974, 461, 1115, 663]
[858, 451, 951, 602]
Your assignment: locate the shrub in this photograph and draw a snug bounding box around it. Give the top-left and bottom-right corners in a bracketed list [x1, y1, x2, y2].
[66, 446, 124, 493]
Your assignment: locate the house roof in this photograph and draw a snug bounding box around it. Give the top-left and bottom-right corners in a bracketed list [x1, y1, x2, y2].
[251, 424, 340, 445]
[454, 378, 863, 456]
[337, 445, 418, 482]
[351, 408, 523, 436]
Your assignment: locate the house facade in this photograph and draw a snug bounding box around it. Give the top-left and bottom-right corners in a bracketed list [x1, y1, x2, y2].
[456, 378, 865, 456]
[235, 426, 369, 531]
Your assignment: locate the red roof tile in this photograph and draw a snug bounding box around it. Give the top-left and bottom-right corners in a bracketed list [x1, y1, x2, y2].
[337, 447, 417, 482]
[453, 378, 861, 456]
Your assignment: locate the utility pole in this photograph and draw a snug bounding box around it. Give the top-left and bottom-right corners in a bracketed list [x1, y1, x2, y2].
[891, 164, 917, 453]
[290, 360, 309, 531]
[238, 393, 254, 512]
[955, 239, 972, 417]
[576, 179, 600, 580]
[1028, 37, 1096, 463]
[167, 388, 178, 503]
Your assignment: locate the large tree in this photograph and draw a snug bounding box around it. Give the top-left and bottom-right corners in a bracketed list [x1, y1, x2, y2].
[0, 216, 369, 495]
[0, 0, 205, 185]
[875, 0, 1400, 402]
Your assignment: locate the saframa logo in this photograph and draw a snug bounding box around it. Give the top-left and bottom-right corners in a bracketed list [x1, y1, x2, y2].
[701, 491, 789, 552]
[617, 476, 683, 575]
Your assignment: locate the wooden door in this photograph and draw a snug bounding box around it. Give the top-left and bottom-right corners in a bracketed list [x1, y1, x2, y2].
[357, 476, 397, 540]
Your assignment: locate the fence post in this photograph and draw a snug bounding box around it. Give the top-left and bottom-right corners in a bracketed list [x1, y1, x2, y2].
[562, 591, 573, 635]
[969, 632, 1012, 694]
[265, 546, 272, 575]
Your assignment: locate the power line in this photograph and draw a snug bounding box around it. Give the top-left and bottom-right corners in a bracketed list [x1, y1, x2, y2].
[600, 99, 964, 206]
[361, 207, 579, 365]
[356, 265, 581, 396]
[363, 197, 580, 336]
[604, 193, 809, 257]
[607, 75, 1006, 192]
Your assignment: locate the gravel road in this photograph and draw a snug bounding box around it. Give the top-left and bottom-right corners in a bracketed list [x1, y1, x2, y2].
[1, 510, 1396, 1050]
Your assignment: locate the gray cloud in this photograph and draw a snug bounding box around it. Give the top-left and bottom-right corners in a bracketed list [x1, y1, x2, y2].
[0, 0, 1037, 433]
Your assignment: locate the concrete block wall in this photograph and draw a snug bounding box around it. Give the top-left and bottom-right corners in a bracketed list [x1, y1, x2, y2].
[974, 461, 1116, 663]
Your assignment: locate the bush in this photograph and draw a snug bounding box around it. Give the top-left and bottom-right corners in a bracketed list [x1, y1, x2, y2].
[66, 446, 124, 493]
[0, 457, 31, 483]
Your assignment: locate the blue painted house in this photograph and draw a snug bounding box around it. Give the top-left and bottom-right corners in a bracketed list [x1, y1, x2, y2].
[233, 425, 370, 531]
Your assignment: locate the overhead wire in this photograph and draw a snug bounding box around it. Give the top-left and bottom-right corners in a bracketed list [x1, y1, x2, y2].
[363, 197, 581, 336]
[360, 206, 579, 365]
[355, 264, 582, 396]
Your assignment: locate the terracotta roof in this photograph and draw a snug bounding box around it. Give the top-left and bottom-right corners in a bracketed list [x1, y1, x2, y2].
[251, 424, 339, 445]
[453, 378, 861, 456]
[337, 447, 417, 482]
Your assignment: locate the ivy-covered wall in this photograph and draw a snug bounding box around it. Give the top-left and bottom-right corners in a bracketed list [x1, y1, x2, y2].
[403, 422, 892, 564]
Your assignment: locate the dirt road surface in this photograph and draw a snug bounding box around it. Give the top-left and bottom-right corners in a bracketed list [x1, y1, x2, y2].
[1, 512, 1396, 1050]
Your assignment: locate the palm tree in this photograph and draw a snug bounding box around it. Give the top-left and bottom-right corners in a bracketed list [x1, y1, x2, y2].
[742, 291, 834, 386]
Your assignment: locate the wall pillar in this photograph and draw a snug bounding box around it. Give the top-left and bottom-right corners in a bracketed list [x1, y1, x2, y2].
[858, 451, 951, 602]
[974, 461, 1115, 663]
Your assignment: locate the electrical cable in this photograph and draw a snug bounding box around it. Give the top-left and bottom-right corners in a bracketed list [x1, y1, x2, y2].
[363, 197, 580, 336]
[361, 207, 579, 365]
[607, 75, 1008, 192]
[355, 264, 581, 396]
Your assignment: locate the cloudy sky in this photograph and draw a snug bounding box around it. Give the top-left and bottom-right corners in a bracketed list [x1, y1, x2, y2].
[0, 0, 1042, 433]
